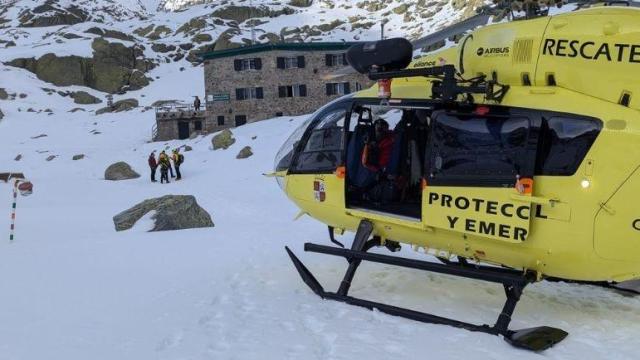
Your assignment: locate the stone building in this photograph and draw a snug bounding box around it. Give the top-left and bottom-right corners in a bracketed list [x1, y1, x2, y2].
[153, 42, 373, 140]
[200, 42, 373, 129]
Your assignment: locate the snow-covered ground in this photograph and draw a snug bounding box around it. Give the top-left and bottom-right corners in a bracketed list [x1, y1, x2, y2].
[1, 60, 640, 360]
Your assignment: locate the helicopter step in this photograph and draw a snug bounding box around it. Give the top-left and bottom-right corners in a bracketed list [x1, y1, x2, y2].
[285, 220, 568, 352]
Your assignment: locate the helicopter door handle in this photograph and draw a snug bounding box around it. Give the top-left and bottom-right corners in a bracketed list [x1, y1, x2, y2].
[510, 194, 559, 206]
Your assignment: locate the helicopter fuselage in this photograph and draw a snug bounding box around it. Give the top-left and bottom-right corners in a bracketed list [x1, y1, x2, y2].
[277, 7, 640, 283]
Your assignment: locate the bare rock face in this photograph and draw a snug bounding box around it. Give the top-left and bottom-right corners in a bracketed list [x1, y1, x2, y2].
[104, 161, 140, 180]
[113, 195, 214, 232]
[212, 129, 235, 150]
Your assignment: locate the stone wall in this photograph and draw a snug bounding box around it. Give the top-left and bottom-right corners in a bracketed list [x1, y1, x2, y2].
[155, 110, 207, 141]
[203, 49, 373, 128]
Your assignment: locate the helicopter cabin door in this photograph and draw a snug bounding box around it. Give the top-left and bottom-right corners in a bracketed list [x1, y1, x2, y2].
[422, 108, 538, 243]
[284, 99, 353, 227]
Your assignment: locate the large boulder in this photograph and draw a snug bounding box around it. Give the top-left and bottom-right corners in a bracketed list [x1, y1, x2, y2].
[96, 98, 138, 115]
[212, 129, 236, 150]
[71, 91, 102, 104]
[0, 88, 8, 100]
[105, 161, 140, 180]
[113, 195, 214, 232]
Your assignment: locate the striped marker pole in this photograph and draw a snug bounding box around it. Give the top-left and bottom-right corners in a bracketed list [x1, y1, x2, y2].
[9, 180, 18, 242]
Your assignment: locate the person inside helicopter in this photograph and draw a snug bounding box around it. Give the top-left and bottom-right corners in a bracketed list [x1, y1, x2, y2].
[347, 105, 432, 218]
[361, 118, 396, 203]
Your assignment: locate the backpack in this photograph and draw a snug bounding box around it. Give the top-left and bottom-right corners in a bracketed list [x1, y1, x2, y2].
[178, 154, 184, 164]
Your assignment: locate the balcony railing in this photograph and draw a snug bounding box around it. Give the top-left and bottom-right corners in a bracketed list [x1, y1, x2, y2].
[155, 103, 205, 120]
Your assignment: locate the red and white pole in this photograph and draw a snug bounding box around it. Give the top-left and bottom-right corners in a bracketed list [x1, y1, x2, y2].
[9, 182, 17, 242]
[9, 179, 33, 242]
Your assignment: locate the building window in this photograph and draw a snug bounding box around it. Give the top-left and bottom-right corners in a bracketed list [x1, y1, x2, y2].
[325, 53, 348, 67]
[325, 82, 351, 96]
[235, 87, 264, 100]
[217, 116, 225, 126]
[277, 56, 306, 69]
[233, 58, 262, 71]
[194, 121, 202, 131]
[235, 115, 247, 126]
[278, 84, 307, 98]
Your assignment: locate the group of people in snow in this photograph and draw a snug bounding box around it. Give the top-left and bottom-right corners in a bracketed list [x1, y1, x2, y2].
[148, 149, 184, 184]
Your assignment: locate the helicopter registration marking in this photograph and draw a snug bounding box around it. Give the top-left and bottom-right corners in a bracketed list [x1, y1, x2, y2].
[426, 191, 532, 242]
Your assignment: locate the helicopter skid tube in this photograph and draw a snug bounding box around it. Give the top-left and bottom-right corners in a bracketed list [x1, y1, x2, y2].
[285, 240, 568, 351]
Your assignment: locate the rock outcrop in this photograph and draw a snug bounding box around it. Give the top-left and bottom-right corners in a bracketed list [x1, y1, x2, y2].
[113, 195, 214, 232]
[18, 4, 89, 27]
[6, 38, 155, 94]
[104, 161, 140, 180]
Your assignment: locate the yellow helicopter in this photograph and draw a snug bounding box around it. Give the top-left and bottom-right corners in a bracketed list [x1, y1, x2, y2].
[272, 5, 640, 351]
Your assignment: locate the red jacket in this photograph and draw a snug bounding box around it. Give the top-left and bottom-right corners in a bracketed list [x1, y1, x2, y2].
[148, 154, 157, 168]
[362, 131, 394, 172]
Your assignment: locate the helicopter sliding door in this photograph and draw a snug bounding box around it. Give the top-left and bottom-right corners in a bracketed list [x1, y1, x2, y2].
[344, 102, 431, 220]
[423, 109, 537, 243]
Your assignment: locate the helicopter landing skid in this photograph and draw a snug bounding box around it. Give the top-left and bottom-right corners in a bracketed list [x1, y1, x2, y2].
[285, 220, 568, 352]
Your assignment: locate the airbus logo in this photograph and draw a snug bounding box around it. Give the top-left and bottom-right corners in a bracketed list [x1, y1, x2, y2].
[477, 47, 509, 57]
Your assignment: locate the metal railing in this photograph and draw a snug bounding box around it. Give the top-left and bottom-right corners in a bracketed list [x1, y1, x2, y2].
[155, 103, 205, 120]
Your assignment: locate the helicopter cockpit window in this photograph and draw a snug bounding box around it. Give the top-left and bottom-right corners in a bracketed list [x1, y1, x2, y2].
[537, 116, 602, 176]
[428, 112, 531, 186]
[274, 117, 313, 172]
[293, 108, 347, 172]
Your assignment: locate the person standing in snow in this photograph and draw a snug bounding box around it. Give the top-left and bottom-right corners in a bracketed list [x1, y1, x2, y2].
[168, 153, 175, 179]
[194, 96, 201, 112]
[159, 151, 170, 184]
[172, 148, 184, 180]
[148, 151, 158, 182]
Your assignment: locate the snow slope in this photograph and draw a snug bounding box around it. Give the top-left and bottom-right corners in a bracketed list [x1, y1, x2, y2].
[1, 60, 640, 360]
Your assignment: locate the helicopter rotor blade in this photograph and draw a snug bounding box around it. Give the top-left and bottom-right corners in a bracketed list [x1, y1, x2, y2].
[325, 13, 492, 80]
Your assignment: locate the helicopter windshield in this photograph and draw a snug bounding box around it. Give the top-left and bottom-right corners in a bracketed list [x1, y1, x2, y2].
[274, 95, 354, 175]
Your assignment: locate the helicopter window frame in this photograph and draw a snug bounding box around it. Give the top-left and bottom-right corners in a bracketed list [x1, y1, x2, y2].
[288, 98, 354, 174]
[426, 109, 537, 188]
[535, 114, 603, 176]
